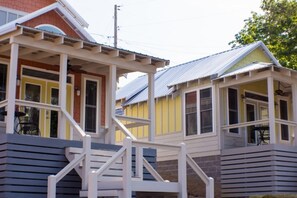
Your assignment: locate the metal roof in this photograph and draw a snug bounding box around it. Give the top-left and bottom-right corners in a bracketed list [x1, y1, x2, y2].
[219, 62, 273, 78]
[117, 41, 281, 106]
[116, 70, 166, 101]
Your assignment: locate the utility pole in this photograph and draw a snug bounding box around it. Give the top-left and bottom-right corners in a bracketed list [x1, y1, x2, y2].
[114, 4, 118, 48]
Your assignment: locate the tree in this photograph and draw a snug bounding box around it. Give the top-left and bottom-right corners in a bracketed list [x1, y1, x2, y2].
[230, 0, 297, 69]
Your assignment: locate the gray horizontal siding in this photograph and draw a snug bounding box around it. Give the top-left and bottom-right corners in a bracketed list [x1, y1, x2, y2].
[221, 144, 297, 197]
[0, 134, 156, 197]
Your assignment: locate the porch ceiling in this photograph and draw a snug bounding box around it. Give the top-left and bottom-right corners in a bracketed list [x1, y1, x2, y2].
[0, 25, 170, 75]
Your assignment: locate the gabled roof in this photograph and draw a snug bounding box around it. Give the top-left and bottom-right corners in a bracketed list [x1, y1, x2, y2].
[0, 1, 94, 41]
[168, 41, 280, 87]
[116, 70, 167, 102]
[117, 41, 281, 106]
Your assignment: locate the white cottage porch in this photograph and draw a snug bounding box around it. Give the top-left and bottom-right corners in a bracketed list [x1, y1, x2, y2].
[0, 25, 214, 197]
[215, 63, 297, 149]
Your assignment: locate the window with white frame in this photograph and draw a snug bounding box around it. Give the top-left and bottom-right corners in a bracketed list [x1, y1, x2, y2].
[185, 91, 197, 136]
[36, 24, 65, 35]
[0, 63, 7, 121]
[228, 88, 239, 133]
[0, 7, 25, 26]
[185, 87, 213, 136]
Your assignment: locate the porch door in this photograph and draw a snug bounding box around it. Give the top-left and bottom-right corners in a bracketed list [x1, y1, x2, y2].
[21, 77, 46, 135]
[246, 102, 268, 145]
[45, 82, 72, 138]
[21, 77, 72, 138]
[246, 103, 256, 144]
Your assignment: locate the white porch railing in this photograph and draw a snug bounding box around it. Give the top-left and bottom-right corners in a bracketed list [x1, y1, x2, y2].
[115, 114, 150, 128]
[0, 99, 7, 109]
[221, 119, 269, 130]
[46, 107, 91, 198]
[88, 137, 214, 198]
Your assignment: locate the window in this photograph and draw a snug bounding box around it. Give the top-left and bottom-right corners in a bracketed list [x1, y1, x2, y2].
[0, 8, 24, 26]
[185, 87, 213, 136]
[185, 91, 197, 136]
[0, 64, 7, 121]
[200, 88, 212, 133]
[279, 99, 289, 141]
[84, 79, 99, 133]
[228, 88, 238, 133]
[36, 24, 65, 35]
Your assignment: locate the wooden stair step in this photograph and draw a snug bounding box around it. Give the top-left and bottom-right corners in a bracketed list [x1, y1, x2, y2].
[80, 189, 123, 197]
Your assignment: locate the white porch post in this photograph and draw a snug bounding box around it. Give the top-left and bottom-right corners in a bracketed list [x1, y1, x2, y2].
[108, 65, 117, 144]
[148, 73, 155, 142]
[6, 42, 19, 134]
[58, 53, 67, 139]
[292, 83, 297, 146]
[267, 76, 276, 144]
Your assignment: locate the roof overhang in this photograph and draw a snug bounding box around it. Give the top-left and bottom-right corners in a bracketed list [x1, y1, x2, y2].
[214, 63, 297, 88]
[0, 25, 169, 75]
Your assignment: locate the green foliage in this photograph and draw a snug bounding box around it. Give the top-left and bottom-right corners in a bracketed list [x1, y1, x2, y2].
[230, 0, 297, 69]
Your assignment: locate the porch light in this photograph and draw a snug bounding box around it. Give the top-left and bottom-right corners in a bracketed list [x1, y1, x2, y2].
[75, 87, 80, 96]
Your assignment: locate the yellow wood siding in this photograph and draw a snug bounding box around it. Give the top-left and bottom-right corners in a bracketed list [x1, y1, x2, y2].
[226, 47, 271, 74]
[116, 95, 183, 142]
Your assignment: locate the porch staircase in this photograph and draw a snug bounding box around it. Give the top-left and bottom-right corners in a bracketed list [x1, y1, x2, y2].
[46, 112, 214, 198]
[65, 138, 182, 198]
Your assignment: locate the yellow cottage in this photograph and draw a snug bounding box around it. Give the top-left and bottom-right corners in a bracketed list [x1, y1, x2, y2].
[117, 41, 297, 197]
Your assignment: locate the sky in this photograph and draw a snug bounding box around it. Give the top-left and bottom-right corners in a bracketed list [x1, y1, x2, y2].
[67, 0, 262, 85]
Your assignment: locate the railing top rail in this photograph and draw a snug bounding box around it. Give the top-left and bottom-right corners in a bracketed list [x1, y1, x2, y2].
[0, 99, 7, 108]
[275, 118, 297, 126]
[115, 115, 150, 124]
[113, 116, 137, 140]
[132, 139, 181, 151]
[61, 108, 86, 138]
[222, 119, 269, 130]
[15, 99, 60, 111]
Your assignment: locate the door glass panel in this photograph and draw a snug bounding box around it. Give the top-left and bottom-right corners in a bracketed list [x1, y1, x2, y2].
[85, 80, 97, 132]
[24, 84, 40, 126]
[50, 88, 59, 138]
[280, 100, 289, 140]
[246, 103, 256, 144]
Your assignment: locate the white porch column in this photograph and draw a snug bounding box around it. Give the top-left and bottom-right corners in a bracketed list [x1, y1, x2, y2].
[108, 65, 117, 144]
[292, 83, 297, 146]
[6, 43, 19, 134]
[58, 53, 68, 139]
[267, 76, 276, 144]
[148, 73, 155, 142]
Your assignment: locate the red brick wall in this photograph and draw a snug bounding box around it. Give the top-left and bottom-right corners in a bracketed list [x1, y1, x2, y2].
[22, 10, 81, 39]
[0, 0, 56, 13]
[157, 155, 221, 198]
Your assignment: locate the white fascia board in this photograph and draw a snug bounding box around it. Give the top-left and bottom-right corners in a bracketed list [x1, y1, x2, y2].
[0, 3, 59, 35]
[0, 2, 95, 42]
[0, 3, 58, 35]
[57, 0, 89, 28]
[56, 4, 95, 42]
[258, 41, 281, 67]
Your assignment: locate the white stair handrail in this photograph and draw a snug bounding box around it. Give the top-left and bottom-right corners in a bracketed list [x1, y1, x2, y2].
[113, 116, 137, 140]
[47, 109, 91, 198]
